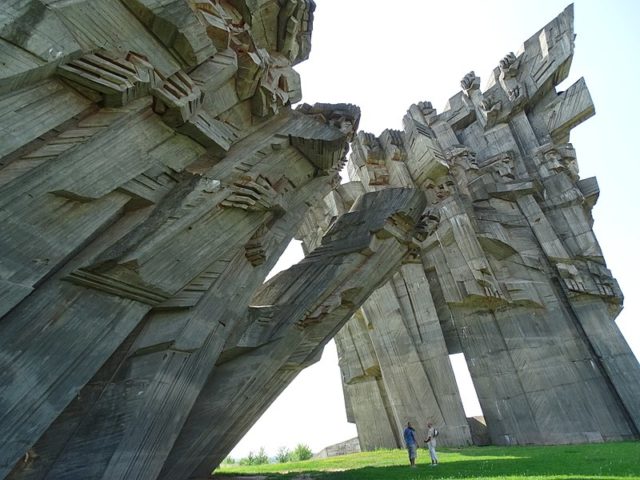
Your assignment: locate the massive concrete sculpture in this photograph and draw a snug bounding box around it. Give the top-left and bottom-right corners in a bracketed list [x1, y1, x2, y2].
[0, 2, 638, 479]
[335, 4, 640, 449]
[0, 1, 423, 478]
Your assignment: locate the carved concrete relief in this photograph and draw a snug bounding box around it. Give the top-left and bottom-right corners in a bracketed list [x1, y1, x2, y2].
[335, 4, 639, 451]
[0, 3, 638, 479]
[0, 2, 364, 479]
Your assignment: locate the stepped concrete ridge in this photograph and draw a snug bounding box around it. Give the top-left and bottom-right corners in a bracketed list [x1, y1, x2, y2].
[325, 4, 640, 451]
[0, 2, 638, 479]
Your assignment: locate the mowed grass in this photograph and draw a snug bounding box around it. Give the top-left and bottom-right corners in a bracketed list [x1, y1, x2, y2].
[214, 442, 640, 479]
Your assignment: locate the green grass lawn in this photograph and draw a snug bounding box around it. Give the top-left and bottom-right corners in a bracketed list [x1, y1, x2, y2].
[214, 442, 640, 479]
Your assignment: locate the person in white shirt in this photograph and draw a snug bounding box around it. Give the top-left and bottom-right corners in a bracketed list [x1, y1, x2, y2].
[424, 422, 439, 466]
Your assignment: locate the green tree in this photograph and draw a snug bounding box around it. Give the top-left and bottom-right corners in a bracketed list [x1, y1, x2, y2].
[275, 446, 292, 463]
[239, 447, 270, 465]
[238, 452, 253, 466]
[253, 447, 269, 465]
[292, 443, 313, 461]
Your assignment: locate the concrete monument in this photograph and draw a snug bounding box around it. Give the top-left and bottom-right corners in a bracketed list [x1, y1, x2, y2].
[335, 4, 640, 449]
[0, 3, 637, 480]
[0, 1, 425, 478]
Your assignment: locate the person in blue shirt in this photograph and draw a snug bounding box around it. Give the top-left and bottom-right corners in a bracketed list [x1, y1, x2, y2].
[403, 422, 418, 467]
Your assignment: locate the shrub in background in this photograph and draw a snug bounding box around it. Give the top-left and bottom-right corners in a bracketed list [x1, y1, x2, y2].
[275, 446, 292, 463]
[239, 447, 269, 465]
[292, 443, 313, 461]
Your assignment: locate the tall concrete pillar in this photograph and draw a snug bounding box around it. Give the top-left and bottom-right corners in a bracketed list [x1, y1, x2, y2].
[335, 4, 640, 448]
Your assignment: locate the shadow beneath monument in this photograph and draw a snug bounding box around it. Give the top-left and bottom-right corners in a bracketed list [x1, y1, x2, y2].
[212, 445, 638, 480]
[233, 463, 628, 480]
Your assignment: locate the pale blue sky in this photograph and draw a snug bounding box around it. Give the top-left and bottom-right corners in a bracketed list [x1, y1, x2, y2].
[230, 0, 640, 459]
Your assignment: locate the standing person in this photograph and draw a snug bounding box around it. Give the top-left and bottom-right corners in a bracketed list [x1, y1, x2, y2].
[403, 422, 418, 468]
[424, 422, 439, 466]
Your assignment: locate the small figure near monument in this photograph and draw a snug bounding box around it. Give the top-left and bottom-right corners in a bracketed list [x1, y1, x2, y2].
[424, 422, 439, 466]
[403, 422, 418, 468]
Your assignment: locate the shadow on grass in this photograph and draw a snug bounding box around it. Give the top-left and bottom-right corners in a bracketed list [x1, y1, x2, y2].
[299, 464, 632, 480]
[214, 449, 640, 480]
[214, 443, 640, 480]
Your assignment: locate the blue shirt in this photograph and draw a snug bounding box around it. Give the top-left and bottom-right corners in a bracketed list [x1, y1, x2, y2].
[403, 426, 416, 446]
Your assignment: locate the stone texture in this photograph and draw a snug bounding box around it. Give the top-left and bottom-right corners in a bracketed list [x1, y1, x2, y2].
[334, 4, 640, 449]
[0, 2, 391, 479]
[0, 3, 638, 480]
[314, 437, 361, 459]
[0, 2, 427, 479]
[158, 187, 426, 479]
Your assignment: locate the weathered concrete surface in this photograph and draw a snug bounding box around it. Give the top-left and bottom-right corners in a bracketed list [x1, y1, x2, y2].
[0, 3, 426, 479]
[1, 3, 639, 479]
[158, 187, 426, 479]
[314, 437, 361, 459]
[336, 4, 640, 449]
[0, 1, 372, 479]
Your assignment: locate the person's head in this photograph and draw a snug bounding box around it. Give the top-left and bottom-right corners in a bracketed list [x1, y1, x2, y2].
[427, 422, 433, 428]
[407, 422, 413, 428]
